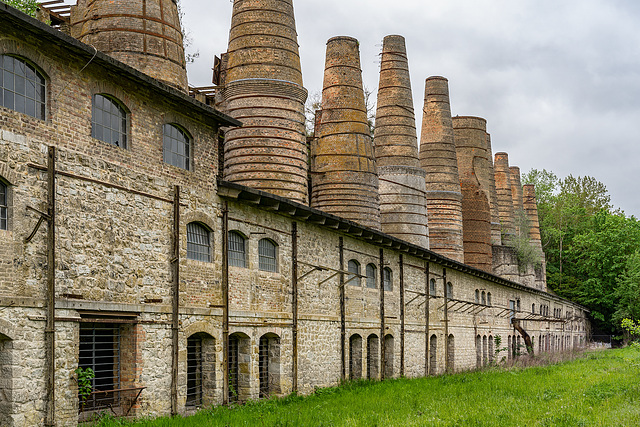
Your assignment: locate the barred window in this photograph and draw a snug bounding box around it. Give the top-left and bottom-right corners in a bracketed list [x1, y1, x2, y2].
[228, 231, 246, 268]
[0, 182, 6, 230]
[187, 222, 211, 262]
[383, 268, 392, 291]
[258, 239, 277, 272]
[0, 55, 45, 119]
[347, 260, 360, 286]
[429, 278, 436, 296]
[92, 94, 128, 148]
[186, 335, 203, 407]
[366, 264, 377, 289]
[163, 124, 190, 170]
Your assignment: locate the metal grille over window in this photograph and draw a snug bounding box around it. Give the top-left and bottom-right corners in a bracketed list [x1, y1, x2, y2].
[78, 323, 121, 412]
[228, 231, 246, 267]
[0, 182, 6, 230]
[163, 124, 190, 170]
[187, 222, 211, 262]
[366, 264, 376, 289]
[0, 55, 45, 119]
[92, 94, 127, 148]
[347, 260, 360, 286]
[259, 336, 269, 398]
[383, 268, 392, 291]
[258, 239, 277, 272]
[186, 335, 203, 407]
[228, 336, 239, 403]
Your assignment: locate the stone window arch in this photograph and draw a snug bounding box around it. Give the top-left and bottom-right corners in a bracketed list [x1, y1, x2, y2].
[347, 260, 361, 286]
[91, 94, 129, 148]
[0, 54, 46, 120]
[482, 335, 488, 366]
[476, 335, 482, 368]
[487, 292, 492, 306]
[366, 334, 379, 379]
[488, 335, 494, 363]
[349, 334, 362, 380]
[446, 282, 453, 299]
[186, 332, 215, 408]
[446, 334, 455, 372]
[383, 267, 392, 291]
[475, 289, 480, 304]
[163, 123, 191, 170]
[259, 333, 281, 398]
[187, 222, 211, 262]
[365, 263, 376, 289]
[532, 303, 536, 314]
[481, 291, 486, 305]
[228, 231, 247, 268]
[258, 238, 278, 272]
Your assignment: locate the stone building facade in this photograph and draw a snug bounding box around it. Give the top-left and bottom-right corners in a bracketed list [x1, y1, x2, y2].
[0, 2, 588, 426]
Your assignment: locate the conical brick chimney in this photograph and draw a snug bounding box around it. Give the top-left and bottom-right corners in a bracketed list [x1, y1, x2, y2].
[311, 36, 380, 230]
[494, 152, 515, 240]
[71, 0, 188, 91]
[486, 134, 502, 246]
[220, 0, 309, 203]
[373, 35, 428, 247]
[419, 77, 463, 262]
[510, 166, 524, 235]
[523, 184, 547, 291]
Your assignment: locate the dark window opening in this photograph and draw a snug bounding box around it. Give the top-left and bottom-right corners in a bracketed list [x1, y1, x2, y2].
[429, 278, 436, 296]
[348, 260, 360, 286]
[163, 124, 190, 170]
[92, 94, 127, 148]
[0, 181, 6, 230]
[186, 335, 202, 407]
[366, 264, 376, 289]
[228, 231, 246, 268]
[187, 222, 211, 262]
[259, 239, 277, 272]
[0, 55, 46, 120]
[383, 268, 392, 291]
[228, 335, 239, 403]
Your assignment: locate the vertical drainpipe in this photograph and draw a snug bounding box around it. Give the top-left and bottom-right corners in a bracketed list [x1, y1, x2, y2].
[379, 248, 386, 380]
[443, 268, 449, 372]
[425, 261, 430, 376]
[45, 146, 56, 426]
[171, 185, 180, 416]
[399, 254, 405, 377]
[222, 201, 229, 405]
[339, 237, 345, 382]
[291, 222, 298, 393]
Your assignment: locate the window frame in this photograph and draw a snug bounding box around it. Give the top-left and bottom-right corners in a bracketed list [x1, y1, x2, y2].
[366, 263, 377, 289]
[0, 54, 46, 120]
[186, 334, 203, 407]
[163, 123, 191, 171]
[446, 282, 453, 299]
[91, 93, 129, 148]
[347, 260, 361, 286]
[383, 267, 392, 292]
[186, 222, 211, 263]
[258, 238, 278, 272]
[429, 278, 436, 296]
[0, 180, 7, 231]
[228, 231, 247, 268]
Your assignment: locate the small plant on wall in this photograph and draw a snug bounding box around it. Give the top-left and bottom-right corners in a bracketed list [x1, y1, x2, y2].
[75, 366, 95, 410]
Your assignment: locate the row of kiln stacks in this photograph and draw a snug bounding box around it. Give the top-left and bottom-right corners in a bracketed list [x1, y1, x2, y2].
[67, 0, 546, 290]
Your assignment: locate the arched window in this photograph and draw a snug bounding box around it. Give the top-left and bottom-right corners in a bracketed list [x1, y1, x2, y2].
[383, 267, 392, 291]
[258, 239, 277, 272]
[347, 260, 360, 286]
[481, 291, 486, 305]
[186, 332, 216, 408]
[92, 94, 128, 148]
[187, 222, 210, 262]
[517, 299, 521, 312]
[0, 55, 46, 119]
[487, 292, 492, 306]
[475, 290, 480, 304]
[366, 263, 377, 289]
[532, 303, 536, 314]
[429, 278, 436, 296]
[446, 282, 453, 299]
[163, 123, 191, 170]
[228, 231, 246, 268]
[0, 181, 7, 230]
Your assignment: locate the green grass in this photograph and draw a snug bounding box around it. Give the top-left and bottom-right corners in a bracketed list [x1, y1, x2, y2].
[87, 346, 640, 427]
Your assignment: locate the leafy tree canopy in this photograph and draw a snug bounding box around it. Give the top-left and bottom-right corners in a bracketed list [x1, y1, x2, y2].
[2, 0, 39, 17]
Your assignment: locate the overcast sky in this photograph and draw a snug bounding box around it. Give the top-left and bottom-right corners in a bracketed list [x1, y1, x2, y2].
[61, 0, 640, 217]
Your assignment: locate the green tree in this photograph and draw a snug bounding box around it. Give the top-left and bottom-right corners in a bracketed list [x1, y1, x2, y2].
[1, 0, 39, 17]
[613, 251, 640, 325]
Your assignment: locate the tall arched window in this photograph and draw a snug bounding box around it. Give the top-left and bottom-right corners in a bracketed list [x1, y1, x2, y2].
[487, 292, 492, 306]
[475, 290, 480, 304]
[347, 260, 361, 286]
[92, 94, 128, 148]
[481, 291, 486, 305]
[429, 278, 436, 296]
[0, 181, 7, 230]
[228, 231, 246, 268]
[163, 124, 191, 170]
[258, 239, 277, 272]
[383, 268, 392, 291]
[187, 222, 211, 262]
[0, 55, 46, 119]
[446, 282, 453, 299]
[366, 263, 376, 289]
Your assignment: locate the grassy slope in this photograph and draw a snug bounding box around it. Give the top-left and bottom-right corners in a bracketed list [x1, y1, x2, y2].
[92, 347, 640, 427]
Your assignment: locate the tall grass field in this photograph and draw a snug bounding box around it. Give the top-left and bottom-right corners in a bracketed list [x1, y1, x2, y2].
[87, 347, 640, 426]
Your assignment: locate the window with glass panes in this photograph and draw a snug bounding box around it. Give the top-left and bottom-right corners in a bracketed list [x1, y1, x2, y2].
[0, 182, 6, 230]
[228, 231, 246, 268]
[187, 223, 210, 262]
[429, 278, 436, 296]
[163, 124, 190, 170]
[366, 264, 376, 289]
[0, 55, 45, 119]
[258, 239, 277, 272]
[347, 260, 360, 286]
[383, 268, 392, 291]
[92, 94, 127, 148]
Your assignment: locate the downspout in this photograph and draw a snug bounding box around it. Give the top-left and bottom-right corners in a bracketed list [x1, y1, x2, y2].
[339, 237, 345, 382]
[425, 261, 430, 376]
[379, 248, 385, 380]
[222, 201, 229, 405]
[443, 268, 449, 372]
[292, 222, 298, 393]
[170, 185, 180, 415]
[399, 254, 404, 377]
[45, 146, 56, 426]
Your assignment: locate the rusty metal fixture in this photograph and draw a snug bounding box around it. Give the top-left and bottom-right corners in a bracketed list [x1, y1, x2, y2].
[311, 36, 381, 230]
[461, 181, 492, 273]
[221, 0, 309, 204]
[374, 35, 428, 247]
[486, 134, 502, 246]
[420, 77, 463, 261]
[510, 166, 524, 234]
[70, 0, 188, 92]
[494, 152, 515, 240]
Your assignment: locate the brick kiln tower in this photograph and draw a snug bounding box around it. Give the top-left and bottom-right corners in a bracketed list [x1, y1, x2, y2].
[486, 134, 502, 246]
[523, 184, 547, 291]
[420, 77, 464, 262]
[220, 0, 309, 203]
[453, 116, 492, 272]
[510, 166, 524, 234]
[494, 152, 515, 240]
[70, 0, 188, 92]
[311, 36, 380, 230]
[373, 35, 428, 247]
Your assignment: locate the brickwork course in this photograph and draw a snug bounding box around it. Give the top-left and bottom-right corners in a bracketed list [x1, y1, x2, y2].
[0, 2, 589, 426]
[486, 134, 502, 246]
[494, 152, 516, 239]
[419, 77, 464, 262]
[510, 166, 525, 234]
[373, 35, 428, 247]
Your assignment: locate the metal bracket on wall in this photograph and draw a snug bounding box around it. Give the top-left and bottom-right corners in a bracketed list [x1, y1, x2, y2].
[24, 205, 50, 244]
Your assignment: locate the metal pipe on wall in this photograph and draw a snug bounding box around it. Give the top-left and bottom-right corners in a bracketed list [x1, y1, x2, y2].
[222, 201, 230, 405]
[292, 221, 299, 393]
[379, 248, 386, 380]
[399, 254, 405, 377]
[170, 185, 180, 415]
[45, 146, 56, 426]
[339, 237, 346, 381]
